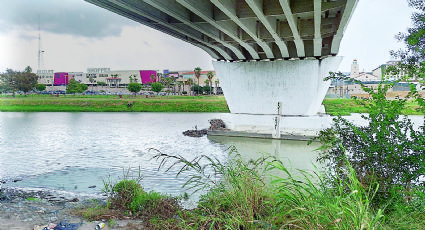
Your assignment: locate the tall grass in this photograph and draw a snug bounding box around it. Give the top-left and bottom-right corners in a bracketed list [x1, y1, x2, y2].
[75, 148, 386, 229]
[152, 149, 384, 229]
[269, 161, 383, 229]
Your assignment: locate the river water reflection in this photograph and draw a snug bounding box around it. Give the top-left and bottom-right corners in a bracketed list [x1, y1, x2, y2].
[1, 112, 422, 200]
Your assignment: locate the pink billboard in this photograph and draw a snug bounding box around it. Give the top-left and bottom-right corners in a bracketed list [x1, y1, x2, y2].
[140, 70, 157, 84]
[53, 72, 69, 85]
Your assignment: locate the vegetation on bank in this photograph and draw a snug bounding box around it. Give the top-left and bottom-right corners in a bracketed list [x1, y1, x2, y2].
[75, 150, 385, 230]
[1, 94, 425, 115]
[322, 98, 423, 116]
[0, 95, 229, 112]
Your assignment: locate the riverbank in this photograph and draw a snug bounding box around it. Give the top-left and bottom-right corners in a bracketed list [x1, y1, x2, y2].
[0, 187, 143, 229]
[322, 98, 423, 115]
[0, 95, 229, 113]
[0, 96, 423, 115]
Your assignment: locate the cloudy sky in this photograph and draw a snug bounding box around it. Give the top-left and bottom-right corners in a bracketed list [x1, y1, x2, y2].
[0, 0, 415, 73]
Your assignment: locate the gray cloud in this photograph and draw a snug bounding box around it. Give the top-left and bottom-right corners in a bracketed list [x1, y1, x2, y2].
[0, 0, 134, 38]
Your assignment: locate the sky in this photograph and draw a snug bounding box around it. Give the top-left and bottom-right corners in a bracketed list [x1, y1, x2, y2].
[0, 0, 415, 74]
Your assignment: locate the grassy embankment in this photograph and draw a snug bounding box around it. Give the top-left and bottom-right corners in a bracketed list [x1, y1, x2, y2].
[1, 95, 423, 115]
[73, 151, 425, 229]
[322, 98, 423, 116]
[0, 95, 229, 112]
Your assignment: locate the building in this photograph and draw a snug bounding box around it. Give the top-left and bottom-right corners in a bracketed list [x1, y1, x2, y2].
[36, 70, 54, 86]
[351, 59, 360, 78]
[53, 72, 69, 86]
[349, 59, 380, 82]
[82, 68, 157, 87]
[372, 61, 401, 81]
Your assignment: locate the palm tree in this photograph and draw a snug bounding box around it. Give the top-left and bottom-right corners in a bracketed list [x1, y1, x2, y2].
[89, 76, 95, 97]
[194, 67, 202, 95]
[215, 79, 219, 95]
[207, 71, 214, 95]
[24, 66, 32, 73]
[156, 73, 163, 82]
[186, 78, 194, 96]
[150, 74, 156, 83]
[177, 81, 184, 95]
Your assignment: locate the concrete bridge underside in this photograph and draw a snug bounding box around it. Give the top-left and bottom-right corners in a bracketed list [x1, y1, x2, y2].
[86, 0, 358, 119]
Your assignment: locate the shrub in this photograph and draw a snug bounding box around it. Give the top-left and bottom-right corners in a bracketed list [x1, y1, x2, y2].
[191, 84, 203, 94]
[182, 91, 187, 95]
[151, 82, 164, 93]
[316, 73, 425, 207]
[203, 85, 211, 94]
[35, 84, 46, 91]
[110, 179, 145, 211]
[127, 82, 142, 93]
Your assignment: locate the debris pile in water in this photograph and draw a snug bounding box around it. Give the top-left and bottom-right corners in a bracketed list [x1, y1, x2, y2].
[183, 119, 227, 137]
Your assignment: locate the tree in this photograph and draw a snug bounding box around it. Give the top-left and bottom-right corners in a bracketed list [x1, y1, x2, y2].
[203, 85, 211, 94]
[191, 84, 203, 95]
[156, 73, 163, 82]
[215, 79, 220, 95]
[151, 82, 164, 93]
[0, 69, 37, 97]
[194, 67, 202, 95]
[177, 81, 184, 95]
[35, 84, 46, 91]
[207, 71, 214, 95]
[186, 78, 194, 96]
[392, 0, 425, 64]
[150, 74, 156, 83]
[66, 79, 86, 95]
[89, 76, 95, 96]
[24, 66, 32, 73]
[162, 77, 175, 93]
[0, 69, 19, 97]
[128, 82, 142, 94]
[317, 76, 425, 206]
[98, 82, 107, 87]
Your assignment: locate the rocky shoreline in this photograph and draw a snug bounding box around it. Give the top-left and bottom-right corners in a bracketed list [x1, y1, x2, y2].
[0, 187, 141, 229]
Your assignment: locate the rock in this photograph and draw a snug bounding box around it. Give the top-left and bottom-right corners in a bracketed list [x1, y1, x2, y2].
[209, 119, 227, 130]
[88, 185, 96, 189]
[69, 198, 79, 202]
[182, 129, 208, 137]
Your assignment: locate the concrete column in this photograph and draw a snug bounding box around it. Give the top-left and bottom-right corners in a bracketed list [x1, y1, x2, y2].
[213, 57, 342, 116]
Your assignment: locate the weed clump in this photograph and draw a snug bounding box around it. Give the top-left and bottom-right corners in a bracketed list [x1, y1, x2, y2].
[105, 179, 180, 221]
[110, 179, 145, 211]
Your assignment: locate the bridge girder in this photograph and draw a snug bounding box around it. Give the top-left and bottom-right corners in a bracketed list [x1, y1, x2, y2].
[86, 0, 358, 61]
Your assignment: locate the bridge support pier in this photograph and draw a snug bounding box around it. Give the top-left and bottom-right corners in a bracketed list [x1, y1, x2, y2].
[212, 56, 342, 137]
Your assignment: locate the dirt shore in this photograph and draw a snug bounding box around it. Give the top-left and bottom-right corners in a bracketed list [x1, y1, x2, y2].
[0, 188, 143, 230]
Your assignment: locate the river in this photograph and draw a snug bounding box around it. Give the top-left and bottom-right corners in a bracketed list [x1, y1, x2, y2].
[0, 112, 422, 201]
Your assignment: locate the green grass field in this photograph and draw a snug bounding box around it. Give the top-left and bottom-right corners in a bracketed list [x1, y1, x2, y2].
[1, 95, 422, 115]
[322, 98, 423, 115]
[0, 95, 230, 112]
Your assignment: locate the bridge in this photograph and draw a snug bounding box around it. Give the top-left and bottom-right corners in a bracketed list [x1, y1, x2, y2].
[86, 0, 358, 132]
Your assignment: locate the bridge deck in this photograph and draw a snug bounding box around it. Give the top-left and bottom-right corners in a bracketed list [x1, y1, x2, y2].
[85, 0, 358, 61]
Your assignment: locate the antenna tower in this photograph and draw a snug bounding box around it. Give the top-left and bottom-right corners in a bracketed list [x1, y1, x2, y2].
[37, 15, 45, 71]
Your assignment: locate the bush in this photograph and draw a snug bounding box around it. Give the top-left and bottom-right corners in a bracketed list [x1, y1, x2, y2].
[35, 84, 46, 91]
[127, 82, 142, 93]
[203, 85, 211, 94]
[316, 74, 425, 207]
[182, 91, 187, 95]
[191, 84, 203, 94]
[151, 82, 164, 93]
[110, 180, 145, 211]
